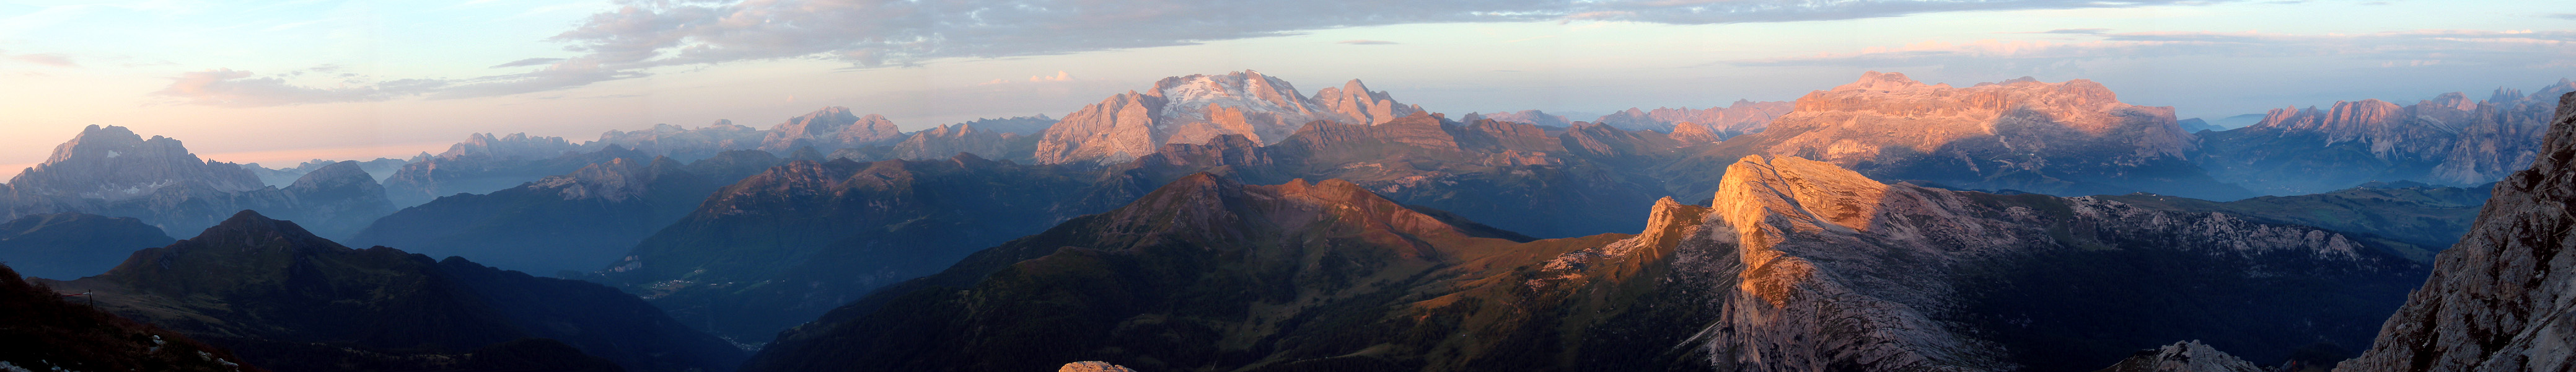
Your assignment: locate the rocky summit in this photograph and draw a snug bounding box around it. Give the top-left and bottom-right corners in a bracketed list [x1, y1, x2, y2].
[1035, 70, 1424, 164]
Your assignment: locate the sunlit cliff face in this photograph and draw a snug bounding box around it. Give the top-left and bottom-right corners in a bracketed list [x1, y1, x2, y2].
[1761, 71, 2192, 166]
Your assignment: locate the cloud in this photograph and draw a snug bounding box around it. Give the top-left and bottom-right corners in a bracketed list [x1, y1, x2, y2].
[490, 57, 565, 68]
[1338, 40, 1399, 45]
[1728, 29, 2576, 71]
[2007, 28, 2110, 35]
[153, 68, 449, 107]
[2549, 13, 2576, 20]
[978, 70, 1076, 86]
[429, 57, 642, 99]
[8, 53, 75, 67]
[497, 0, 2223, 92]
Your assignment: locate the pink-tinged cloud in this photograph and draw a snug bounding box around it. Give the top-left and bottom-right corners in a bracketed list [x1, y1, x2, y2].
[152, 69, 449, 107]
[499, 0, 2225, 92]
[10, 53, 76, 67]
[1728, 30, 2576, 71]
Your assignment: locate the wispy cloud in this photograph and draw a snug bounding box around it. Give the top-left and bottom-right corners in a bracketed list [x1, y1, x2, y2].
[152, 69, 449, 107]
[433, 0, 2229, 95]
[5, 52, 76, 67]
[2005, 28, 2110, 35]
[490, 57, 565, 68]
[1338, 40, 1399, 45]
[977, 70, 1076, 86]
[1729, 29, 2576, 72]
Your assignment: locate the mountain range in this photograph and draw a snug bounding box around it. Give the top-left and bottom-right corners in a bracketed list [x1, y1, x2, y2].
[40, 210, 744, 372]
[8, 70, 2574, 372]
[0, 126, 394, 239]
[741, 154, 2425, 371]
[2196, 80, 2575, 195]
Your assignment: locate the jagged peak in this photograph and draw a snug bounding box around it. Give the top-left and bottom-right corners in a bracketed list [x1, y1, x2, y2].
[1633, 197, 1710, 248]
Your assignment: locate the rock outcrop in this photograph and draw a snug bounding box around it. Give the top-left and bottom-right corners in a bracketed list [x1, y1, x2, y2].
[2334, 92, 2576, 371]
[2093, 340, 2267, 372]
[1034, 71, 1422, 164]
[2197, 79, 2572, 195]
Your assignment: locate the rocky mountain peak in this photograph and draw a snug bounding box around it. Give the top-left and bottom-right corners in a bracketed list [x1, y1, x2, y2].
[763, 106, 903, 151]
[9, 125, 263, 198]
[1312, 78, 1422, 125]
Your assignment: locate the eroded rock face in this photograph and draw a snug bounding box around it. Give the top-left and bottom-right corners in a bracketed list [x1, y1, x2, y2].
[1035, 71, 1422, 164]
[2334, 92, 2576, 372]
[2093, 340, 2266, 372]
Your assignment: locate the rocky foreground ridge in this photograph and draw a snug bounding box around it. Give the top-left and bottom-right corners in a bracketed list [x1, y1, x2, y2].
[2332, 92, 2576, 371]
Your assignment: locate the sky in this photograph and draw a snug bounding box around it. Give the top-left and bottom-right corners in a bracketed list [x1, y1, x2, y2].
[0, 0, 2569, 172]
